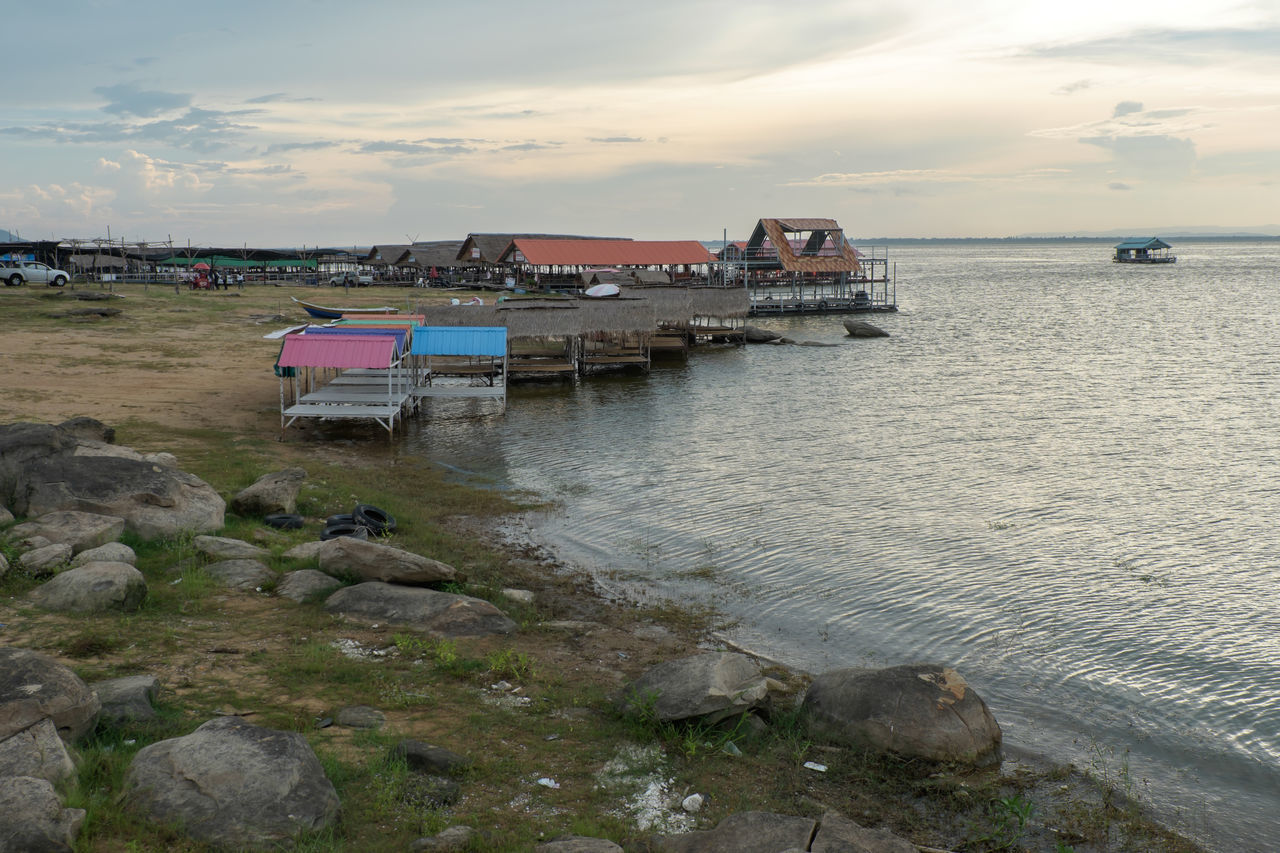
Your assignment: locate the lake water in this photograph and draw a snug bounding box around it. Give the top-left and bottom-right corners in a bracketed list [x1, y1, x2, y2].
[401, 241, 1280, 851]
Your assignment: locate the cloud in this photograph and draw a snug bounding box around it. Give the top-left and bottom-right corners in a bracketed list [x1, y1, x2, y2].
[1113, 101, 1144, 118]
[244, 93, 320, 104]
[1023, 27, 1280, 66]
[1109, 182, 1132, 191]
[1, 107, 257, 153]
[1033, 103, 1202, 175]
[265, 140, 342, 154]
[94, 83, 192, 118]
[787, 169, 979, 187]
[500, 142, 559, 151]
[1054, 79, 1095, 96]
[589, 136, 645, 144]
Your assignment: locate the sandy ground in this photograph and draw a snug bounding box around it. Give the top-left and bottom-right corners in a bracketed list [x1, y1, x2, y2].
[0, 284, 425, 438]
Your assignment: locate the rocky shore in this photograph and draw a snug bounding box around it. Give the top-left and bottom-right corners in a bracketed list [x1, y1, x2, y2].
[0, 417, 1204, 852]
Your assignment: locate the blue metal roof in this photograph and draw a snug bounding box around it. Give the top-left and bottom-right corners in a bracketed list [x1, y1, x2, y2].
[410, 326, 507, 357]
[1114, 238, 1171, 250]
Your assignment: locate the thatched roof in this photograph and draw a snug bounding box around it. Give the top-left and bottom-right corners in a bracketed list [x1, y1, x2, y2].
[364, 244, 412, 265]
[746, 218, 861, 274]
[631, 269, 672, 285]
[457, 233, 631, 265]
[688, 286, 749, 319]
[577, 269, 632, 286]
[414, 296, 656, 337]
[405, 241, 477, 268]
[69, 253, 126, 269]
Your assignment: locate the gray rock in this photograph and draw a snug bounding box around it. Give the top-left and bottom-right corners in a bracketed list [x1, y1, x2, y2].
[501, 587, 535, 605]
[123, 716, 340, 849]
[0, 505, 14, 524]
[618, 653, 769, 724]
[193, 534, 270, 561]
[811, 811, 918, 852]
[743, 326, 782, 343]
[13, 533, 53, 551]
[843, 319, 890, 338]
[536, 837, 624, 852]
[276, 569, 342, 603]
[316, 536, 457, 585]
[17, 543, 74, 576]
[391, 740, 472, 776]
[8, 510, 125, 554]
[229, 467, 307, 516]
[6, 429, 225, 539]
[656, 812, 816, 853]
[411, 774, 460, 807]
[282, 540, 327, 561]
[204, 559, 276, 591]
[71, 541, 137, 567]
[0, 648, 101, 742]
[0, 775, 86, 853]
[0, 550, 8, 578]
[29, 562, 147, 614]
[335, 705, 384, 729]
[325, 582, 515, 639]
[91, 675, 159, 723]
[802, 663, 1002, 766]
[410, 826, 476, 852]
[55, 416, 114, 444]
[0, 718, 77, 783]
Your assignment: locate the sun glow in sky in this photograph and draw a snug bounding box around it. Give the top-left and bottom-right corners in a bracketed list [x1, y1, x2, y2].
[2, 0, 1278, 245]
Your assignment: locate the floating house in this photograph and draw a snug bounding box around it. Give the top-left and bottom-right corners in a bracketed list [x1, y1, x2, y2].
[738, 218, 894, 315]
[1113, 238, 1177, 264]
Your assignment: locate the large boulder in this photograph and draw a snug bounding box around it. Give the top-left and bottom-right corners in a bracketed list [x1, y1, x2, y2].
[802, 664, 1002, 766]
[0, 775, 86, 853]
[325, 582, 515, 639]
[204, 559, 276, 591]
[17, 543, 73, 577]
[743, 326, 782, 343]
[0, 422, 224, 541]
[0, 718, 77, 783]
[656, 811, 816, 853]
[29, 562, 147, 614]
[229, 467, 306, 516]
[536, 838, 624, 852]
[317, 537, 457, 585]
[276, 569, 342, 603]
[0, 648, 101, 743]
[843, 319, 890, 338]
[91, 675, 159, 723]
[123, 716, 340, 849]
[71, 541, 137, 567]
[193, 535, 269, 561]
[8, 510, 125, 555]
[618, 653, 769, 724]
[810, 811, 918, 852]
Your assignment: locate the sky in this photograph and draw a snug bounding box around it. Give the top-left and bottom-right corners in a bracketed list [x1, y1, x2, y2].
[2, 0, 1278, 246]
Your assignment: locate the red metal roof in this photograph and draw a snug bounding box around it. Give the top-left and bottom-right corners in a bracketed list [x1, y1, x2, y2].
[503, 239, 712, 267]
[277, 334, 398, 369]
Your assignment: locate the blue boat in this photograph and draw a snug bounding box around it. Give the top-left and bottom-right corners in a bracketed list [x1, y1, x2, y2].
[291, 297, 399, 320]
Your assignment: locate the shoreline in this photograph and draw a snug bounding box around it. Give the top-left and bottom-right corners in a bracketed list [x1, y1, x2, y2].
[0, 281, 1213, 851]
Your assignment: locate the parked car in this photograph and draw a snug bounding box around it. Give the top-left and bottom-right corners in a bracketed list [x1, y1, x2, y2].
[328, 272, 374, 287]
[2, 260, 71, 287]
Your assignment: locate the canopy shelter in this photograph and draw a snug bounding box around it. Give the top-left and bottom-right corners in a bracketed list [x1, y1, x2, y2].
[1113, 238, 1176, 263]
[276, 333, 411, 438]
[409, 326, 509, 408]
[301, 325, 408, 355]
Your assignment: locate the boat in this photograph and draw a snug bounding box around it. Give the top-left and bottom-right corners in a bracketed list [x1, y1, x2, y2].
[291, 297, 400, 320]
[1113, 238, 1177, 264]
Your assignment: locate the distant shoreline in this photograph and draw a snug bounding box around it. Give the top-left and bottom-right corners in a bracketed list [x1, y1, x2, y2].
[846, 234, 1280, 245]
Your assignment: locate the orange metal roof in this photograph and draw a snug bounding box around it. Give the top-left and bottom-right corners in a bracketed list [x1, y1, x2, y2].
[504, 239, 712, 267]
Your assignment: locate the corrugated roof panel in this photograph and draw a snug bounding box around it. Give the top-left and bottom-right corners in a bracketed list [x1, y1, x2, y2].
[506, 239, 712, 267]
[411, 326, 508, 357]
[277, 334, 398, 369]
[302, 326, 407, 354]
[1114, 238, 1171, 250]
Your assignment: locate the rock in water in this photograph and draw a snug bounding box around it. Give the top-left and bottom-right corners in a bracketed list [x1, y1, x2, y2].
[842, 319, 889, 338]
[802, 663, 1002, 766]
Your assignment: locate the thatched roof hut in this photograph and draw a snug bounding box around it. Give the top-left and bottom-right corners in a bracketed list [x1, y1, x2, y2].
[745, 218, 861, 274]
[404, 241, 477, 269]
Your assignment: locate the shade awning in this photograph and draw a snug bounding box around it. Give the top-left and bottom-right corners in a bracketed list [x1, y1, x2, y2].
[277, 334, 398, 369]
[410, 326, 508, 357]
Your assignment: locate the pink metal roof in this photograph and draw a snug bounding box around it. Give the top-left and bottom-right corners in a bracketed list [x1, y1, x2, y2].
[504, 239, 713, 267]
[277, 334, 398, 369]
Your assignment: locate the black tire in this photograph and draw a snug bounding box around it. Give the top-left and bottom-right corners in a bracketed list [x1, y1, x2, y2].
[353, 503, 396, 535]
[7, 274, 22, 287]
[51, 275, 67, 287]
[326, 513, 355, 527]
[320, 522, 368, 541]
[263, 513, 304, 530]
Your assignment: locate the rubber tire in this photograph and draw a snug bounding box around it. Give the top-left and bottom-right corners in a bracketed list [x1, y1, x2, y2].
[320, 522, 369, 541]
[263, 513, 304, 530]
[51, 276, 67, 287]
[326, 513, 356, 527]
[7, 274, 22, 287]
[353, 503, 396, 536]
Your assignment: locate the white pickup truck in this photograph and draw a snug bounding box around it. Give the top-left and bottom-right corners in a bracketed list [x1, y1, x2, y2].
[328, 272, 374, 287]
[2, 260, 71, 287]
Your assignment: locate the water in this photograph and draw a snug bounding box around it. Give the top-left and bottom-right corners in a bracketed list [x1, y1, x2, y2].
[401, 241, 1280, 850]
